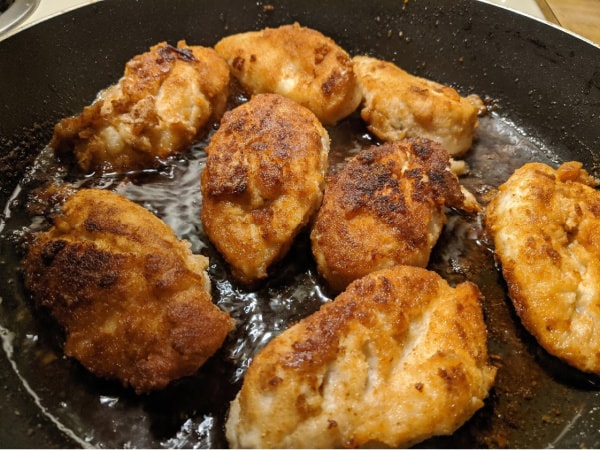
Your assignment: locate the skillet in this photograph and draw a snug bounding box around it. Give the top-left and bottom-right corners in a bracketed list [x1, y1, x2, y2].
[1, 0, 600, 447]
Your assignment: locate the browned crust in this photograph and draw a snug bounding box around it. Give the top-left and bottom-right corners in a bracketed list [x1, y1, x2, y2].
[311, 138, 465, 292]
[215, 23, 361, 124]
[227, 265, 496, 448]
[201, 93, 329, 284]
[51, 41, 230, 173]
[485, 161, 600, 375]
[22, 189, 234, 393]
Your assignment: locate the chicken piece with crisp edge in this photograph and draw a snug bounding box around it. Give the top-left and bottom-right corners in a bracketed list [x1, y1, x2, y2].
[22, 189, 234, 394]
[486, 161, 600, 375]
[226, 265, 496, 448]
[311, 138, 475, 293]
[201, 93, 329, 284]
[215, 23, 362, 125]
[51, 41, 230, 173]
[353, 55, 483, 158]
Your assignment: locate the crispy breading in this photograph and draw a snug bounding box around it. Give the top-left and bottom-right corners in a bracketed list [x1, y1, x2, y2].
[201, 93, 329, 284]
[353, 55, 483, 157]
[311, 138, 467, 293]
[226, 265, 496, 448]
[22, 189, 234, 394]
[214, 23, 361, 125]
[486, 161, 600, 375]
[51, 41, 230, 173]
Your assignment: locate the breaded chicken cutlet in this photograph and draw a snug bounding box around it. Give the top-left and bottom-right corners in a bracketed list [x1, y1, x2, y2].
[311, 138, 472, 293]
[353, 55, 483, 158]
[486, 161, 600, 375]
[51, 41, 230, 173]
[201, 93, 329, 284]
[214, 23, 362, 125]
[226, 265, 496, 448]
[22, 189, 234, 394]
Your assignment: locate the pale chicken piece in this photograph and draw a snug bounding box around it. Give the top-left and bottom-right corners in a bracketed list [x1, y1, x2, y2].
[22, 189, 234, 394]
[201, 93, 329, 284]
[311, 138, 470, 293]
[226, 265, 496, 448]
[353, 55, 483, 157]
[51, 41, 230, 173]
[214, 23, 362, 125]
[486, 161, 600, 375]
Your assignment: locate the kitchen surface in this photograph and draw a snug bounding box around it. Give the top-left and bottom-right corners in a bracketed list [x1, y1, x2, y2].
[483, 0, 600, 45]
[0, 0, 599, 45]
[541, 0, 600, 44]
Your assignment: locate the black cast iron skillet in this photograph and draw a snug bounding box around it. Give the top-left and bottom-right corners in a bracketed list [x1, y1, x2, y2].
[1, 0, 600, 447]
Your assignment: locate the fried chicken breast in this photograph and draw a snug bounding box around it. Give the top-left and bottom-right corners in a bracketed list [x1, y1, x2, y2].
[51, 41, 230, 173]
[485, 161, 600, 375]
[226, 265, 496, 448]
[214, 23, 361, 125]
[311, 138, 468, 293]
[22, 189, 234, 394]
[201, 93, 329, 284]
[353, 55, 483, 157]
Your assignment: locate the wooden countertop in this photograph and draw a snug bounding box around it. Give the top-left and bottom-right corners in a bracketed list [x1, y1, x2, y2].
[536, 0, 600, 45]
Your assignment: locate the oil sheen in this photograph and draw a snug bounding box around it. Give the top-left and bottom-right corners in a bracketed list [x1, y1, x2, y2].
[0, 110, 578, 448]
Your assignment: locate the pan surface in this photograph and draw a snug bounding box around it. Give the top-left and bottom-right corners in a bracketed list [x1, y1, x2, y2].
[1, 0, 600, 447]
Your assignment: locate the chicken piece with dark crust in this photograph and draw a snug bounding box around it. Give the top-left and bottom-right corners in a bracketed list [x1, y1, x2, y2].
[201, 93, 329, 284]
[353, 55, 483, 157]
[486, 161, 600, 375]
[226, 265, 496, 448]
[214, 23, 361, 125]
[311, 138, 470, 293]
[22, 189, 234, 394]
[51, 41, 230, 173]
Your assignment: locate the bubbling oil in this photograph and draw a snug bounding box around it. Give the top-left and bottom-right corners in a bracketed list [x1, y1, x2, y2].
[0, 110, 568, 448]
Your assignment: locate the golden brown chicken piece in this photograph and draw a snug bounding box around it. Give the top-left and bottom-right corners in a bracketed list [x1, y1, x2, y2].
[311, 138, 469, 293]
[201, 93, 329, 284]
[214, 23, 361, 125]
[51, 41, 230, 173]
[22, 189, 234, 394]
[485, 161, 600, 375]
[226, 265, 496, 448]
[353, 55, 483, 157]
